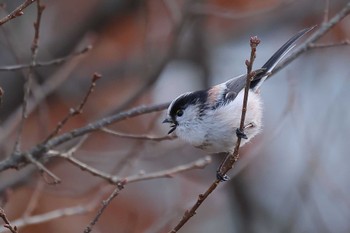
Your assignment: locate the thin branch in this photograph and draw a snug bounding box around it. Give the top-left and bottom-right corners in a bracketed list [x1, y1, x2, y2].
[125, 156, 211, 183]
[0, 204, 96, 233]
[0, 38, 92, 150]
[167, 3, 350, 229]
[100, 127, 177, 141]
[44, 73, 101, 142]
[83, 156, 211, 233]
[24, 153, 61, 184]
[13, 0, 44, 153]
[0, 207, 18, 233]
[0, 0, 36, 26]
[309, 39, 350, 49]
[84, 184, 124, 233]
[0, 102, 170, 172]
[0, 45, 92, 71]
[51, 143, 211, 185]
[22, 180, 44, 217]
[169, 36, 260, 233]
[52, 149, 119, 184]
[1, 0, 349, 188]
[273, 1, 350, 74]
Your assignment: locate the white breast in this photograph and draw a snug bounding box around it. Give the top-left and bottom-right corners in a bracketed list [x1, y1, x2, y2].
[175, 90, 263, 153]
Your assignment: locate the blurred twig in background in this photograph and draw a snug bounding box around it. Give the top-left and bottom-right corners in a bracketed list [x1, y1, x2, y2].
[0, 0, 349, 233]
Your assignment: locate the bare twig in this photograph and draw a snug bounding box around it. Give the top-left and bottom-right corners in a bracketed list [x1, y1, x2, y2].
[309, 40, 350, 49]
[167, 3, 350, 229]
[44, 73, 101, 141]
[1, 0, 350, 190]
[125, 156, 211, 183]
[273, 1, 350, 74]
[51, 142, 211, 185]
[0, 45, 92, 71]
[0, 0, 36, 26]
[22, 180, 44, 217]
[169, 36, 260, 233]
[84, 183, 124, 233]
[0, 102, 170, 172]
[13, 0, 44, 153]
[0, 207, 18, 233]
[100, 127, 177, 141]
[111, 112, 164, 175]
[24, 153, 61, 184]
[83, 156, 211, 233]
[0, 39, 92, 150]
[0, 204, 96, 233]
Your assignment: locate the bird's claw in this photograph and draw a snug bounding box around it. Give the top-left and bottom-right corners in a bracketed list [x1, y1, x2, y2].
[216, 171, 230, 182]
[236, 128, 248, 139]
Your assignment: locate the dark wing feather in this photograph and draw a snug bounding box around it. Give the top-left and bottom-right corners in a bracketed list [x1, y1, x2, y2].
[219, 26, 314, 106]
[250, 26, 315, 89]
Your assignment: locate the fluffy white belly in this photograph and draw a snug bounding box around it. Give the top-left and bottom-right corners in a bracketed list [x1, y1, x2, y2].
[176, 90, 263, 154]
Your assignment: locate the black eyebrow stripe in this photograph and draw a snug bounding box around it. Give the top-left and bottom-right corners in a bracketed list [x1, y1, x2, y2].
[169, 90, 208, 119]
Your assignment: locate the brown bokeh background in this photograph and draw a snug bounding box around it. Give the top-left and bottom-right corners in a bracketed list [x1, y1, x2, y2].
[0, 0, 350, 232]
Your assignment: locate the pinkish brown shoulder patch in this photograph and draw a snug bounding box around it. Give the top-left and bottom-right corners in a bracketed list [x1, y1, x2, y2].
[208, 85, 222, 105]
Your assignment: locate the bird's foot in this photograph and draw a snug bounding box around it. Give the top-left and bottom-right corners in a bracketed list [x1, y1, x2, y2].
[236, 128, 248, 139]
[216, 171, 230, 182]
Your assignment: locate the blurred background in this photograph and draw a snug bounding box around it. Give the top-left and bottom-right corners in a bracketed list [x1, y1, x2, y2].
[0, 0, 350, 232]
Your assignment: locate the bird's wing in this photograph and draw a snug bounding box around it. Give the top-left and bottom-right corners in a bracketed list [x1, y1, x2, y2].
[218, 26, 315, 107]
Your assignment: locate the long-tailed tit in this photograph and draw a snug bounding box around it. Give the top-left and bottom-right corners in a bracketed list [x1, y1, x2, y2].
[163, 27, 313, 154]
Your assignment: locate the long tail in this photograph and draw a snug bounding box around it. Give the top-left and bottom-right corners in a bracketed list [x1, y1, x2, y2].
[250, 26, 315, 91]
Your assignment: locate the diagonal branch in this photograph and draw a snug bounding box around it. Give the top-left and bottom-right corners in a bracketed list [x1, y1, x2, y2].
[0, 0, 36, 26]
[44, 73, 101, 142]
[0, 207, 18, 233]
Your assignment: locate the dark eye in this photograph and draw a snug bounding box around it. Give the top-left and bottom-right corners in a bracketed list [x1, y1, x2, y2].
[176, 109, 184, 117]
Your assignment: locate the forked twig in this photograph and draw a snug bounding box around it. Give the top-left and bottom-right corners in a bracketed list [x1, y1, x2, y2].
[82, 155, 211, 233]
[24, 153, 61, 184]
[43, 73, 101, 142]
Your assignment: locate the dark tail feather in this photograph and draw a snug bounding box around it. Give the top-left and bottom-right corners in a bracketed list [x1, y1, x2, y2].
[250, 26, 315, 90]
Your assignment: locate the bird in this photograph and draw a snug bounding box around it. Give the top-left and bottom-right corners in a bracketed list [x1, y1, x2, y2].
[163, 27, 313, 155]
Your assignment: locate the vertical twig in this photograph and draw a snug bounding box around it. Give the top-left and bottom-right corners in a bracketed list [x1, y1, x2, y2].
[13, 0, 45, 153]
[169, 36, 260, 233]
[219, 36, 260, 175]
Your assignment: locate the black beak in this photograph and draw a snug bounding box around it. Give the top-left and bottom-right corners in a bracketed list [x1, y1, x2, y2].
[163, 118, 177, 134]
[162, 118, 172, 124]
